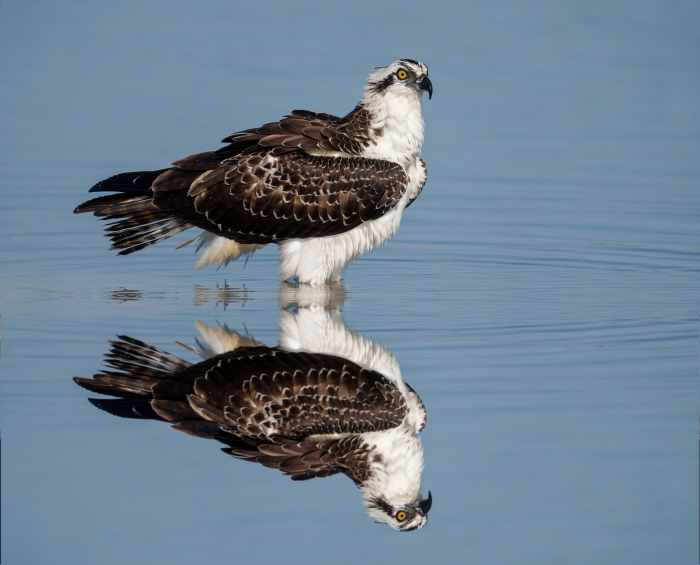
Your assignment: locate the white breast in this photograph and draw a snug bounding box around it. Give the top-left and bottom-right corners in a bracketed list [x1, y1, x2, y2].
[278, 206, 403, 284]
[360, 89, 425, 167]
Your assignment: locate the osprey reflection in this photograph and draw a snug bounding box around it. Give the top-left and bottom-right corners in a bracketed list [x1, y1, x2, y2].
[74, 304, 431, 531]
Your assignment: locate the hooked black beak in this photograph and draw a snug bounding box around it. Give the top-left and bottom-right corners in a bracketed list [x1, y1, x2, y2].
[417, 76, 433, 100]
[412, 491, 433, 515]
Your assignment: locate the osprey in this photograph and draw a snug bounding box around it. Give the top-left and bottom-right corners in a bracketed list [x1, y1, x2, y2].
[74, 60, 432, 284]
[74, 308, 431, 531]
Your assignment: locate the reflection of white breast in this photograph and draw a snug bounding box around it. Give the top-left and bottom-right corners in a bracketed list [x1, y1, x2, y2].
[361, 427, 425, 512]
[279, 305, 401, 381]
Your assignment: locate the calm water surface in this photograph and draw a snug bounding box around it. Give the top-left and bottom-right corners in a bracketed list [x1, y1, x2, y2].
[1, 1, 698, 564]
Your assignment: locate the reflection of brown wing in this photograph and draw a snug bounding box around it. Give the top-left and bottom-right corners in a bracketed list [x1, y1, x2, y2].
[186, 348, 407, 439]
[74, 336, 409, 483]
[224, 436, 372, 484]
[164, 347, 407, 483]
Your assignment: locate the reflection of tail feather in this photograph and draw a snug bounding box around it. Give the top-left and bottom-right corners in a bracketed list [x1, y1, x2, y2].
[74, 335, 259, 446]
[87, 397, 164, 421]
[73, 375, 136, 397]
[73, 335, 191, 397]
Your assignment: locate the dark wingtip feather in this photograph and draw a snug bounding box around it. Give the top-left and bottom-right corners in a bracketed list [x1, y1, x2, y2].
[87, 397, 164, 421]
[88, 170, 167, 194]
[73, 375, 137, 397]
[74, 194, 125, 215]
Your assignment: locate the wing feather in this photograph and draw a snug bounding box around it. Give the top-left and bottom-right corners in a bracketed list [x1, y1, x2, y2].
[97, 106, 404, 244]
[151, 152, 407, 244]
[222, 106, 371, 157]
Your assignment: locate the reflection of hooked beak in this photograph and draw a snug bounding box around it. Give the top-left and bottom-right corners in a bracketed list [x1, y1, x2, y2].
[410, 491, 433, 515]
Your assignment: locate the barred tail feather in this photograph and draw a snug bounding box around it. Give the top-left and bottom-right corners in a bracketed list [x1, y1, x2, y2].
[74, 193, 192, 255]
[73, 335, 192, 397]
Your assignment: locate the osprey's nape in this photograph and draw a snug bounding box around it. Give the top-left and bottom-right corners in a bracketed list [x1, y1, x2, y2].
[75, 60, 432, 284]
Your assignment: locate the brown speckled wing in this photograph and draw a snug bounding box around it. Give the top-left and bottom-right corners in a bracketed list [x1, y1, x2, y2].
[223, 106, 373, 156]
[152, 152, 408, 244]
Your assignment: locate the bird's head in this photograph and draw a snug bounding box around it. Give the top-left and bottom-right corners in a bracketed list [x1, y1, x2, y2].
[365, 491, 433, 532]
[365, 59, 432, 101]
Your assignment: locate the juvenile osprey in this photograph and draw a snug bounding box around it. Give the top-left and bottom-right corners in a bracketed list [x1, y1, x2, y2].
[74, 310, 431, 531]
[74, 60, 432, 284]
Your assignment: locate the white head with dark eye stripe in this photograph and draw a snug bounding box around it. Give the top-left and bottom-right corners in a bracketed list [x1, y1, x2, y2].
[365, 60, 432, 101]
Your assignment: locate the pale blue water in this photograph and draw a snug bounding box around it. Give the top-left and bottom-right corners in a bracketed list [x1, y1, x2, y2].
[1, 1, 698, 563]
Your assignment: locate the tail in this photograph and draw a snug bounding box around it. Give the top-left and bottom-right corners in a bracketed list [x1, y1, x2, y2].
[74, 170, 192, 255]
[74, 335, 241, 441]
[73, 335, 192, 397]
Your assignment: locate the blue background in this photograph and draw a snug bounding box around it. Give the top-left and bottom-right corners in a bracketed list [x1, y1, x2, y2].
[1, 1, 698, 563]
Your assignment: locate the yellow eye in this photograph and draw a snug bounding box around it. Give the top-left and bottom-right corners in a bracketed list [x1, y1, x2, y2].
[396, 69, 408, 80]
[396, 511, 408, 522]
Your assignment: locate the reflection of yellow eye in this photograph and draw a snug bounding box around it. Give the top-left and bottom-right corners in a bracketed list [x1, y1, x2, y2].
[396, 69, 408, 80]
[396, 511, 408, 521]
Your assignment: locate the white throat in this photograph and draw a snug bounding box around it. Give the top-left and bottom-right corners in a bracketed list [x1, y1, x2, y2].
[360, 88, 425, 167]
